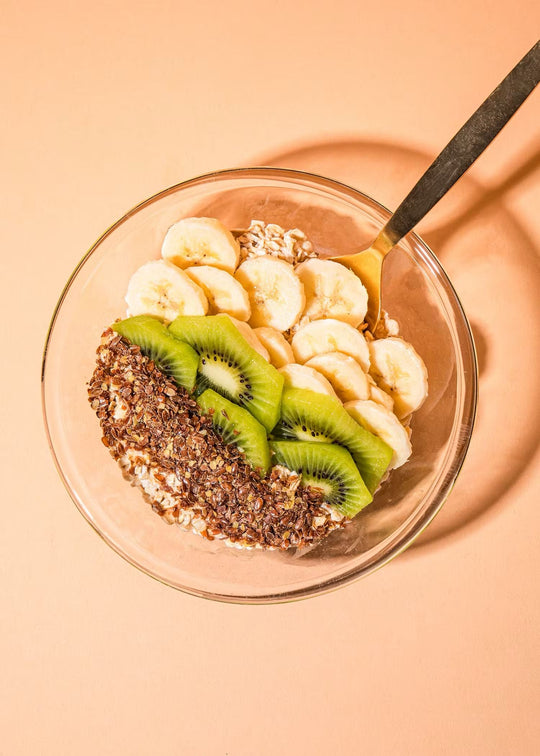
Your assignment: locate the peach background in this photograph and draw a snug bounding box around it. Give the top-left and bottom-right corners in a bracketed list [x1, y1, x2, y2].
[2, 1, 539, 754]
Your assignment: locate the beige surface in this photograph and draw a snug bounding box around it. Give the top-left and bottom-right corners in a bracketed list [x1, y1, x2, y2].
[2, 2, 539, 754]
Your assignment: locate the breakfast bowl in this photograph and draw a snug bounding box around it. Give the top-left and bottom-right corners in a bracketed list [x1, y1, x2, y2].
[42, 167, 477, 603]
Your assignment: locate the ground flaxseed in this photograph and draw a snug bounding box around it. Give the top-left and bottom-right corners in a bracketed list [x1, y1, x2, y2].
[88, 329, 347, 549]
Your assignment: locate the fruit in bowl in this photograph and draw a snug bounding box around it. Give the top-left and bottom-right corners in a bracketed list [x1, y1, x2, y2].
[42, 168, 477, 601]
[89, 215, 428, 551]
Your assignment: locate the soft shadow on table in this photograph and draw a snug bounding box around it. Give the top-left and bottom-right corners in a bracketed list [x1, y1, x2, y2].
[248, 136, 540, 555]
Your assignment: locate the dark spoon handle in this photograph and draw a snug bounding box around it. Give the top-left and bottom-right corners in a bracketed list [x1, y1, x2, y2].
[382, 40, 540, 246]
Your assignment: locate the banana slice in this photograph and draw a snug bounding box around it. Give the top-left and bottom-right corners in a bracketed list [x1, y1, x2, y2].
[161, 217, 240, 273]
[345, 399, 412, 469]
[296, 258, 368, 327]
[253, 327, 294, 368]
[125, 260, 208, 323]
[278, 364, 339, 400]
[291, 318, 370, 371]
[224, 316, 270, 361]
[234, 255, 305, 331]
[185, 265, 251, 321]
[368, 337, 428, 419]
[305, 351, 370, 402]
[367, 375, 394, 411]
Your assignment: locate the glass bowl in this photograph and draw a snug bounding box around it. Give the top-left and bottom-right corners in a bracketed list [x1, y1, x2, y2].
[42, 168, 477, 603]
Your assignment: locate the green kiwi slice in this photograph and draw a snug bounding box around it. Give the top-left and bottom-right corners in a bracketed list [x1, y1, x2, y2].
[168, 314, 284, 431]
[112, 315, 199, 390]
[197, 389, 270, 473]
[273, 388, 392, 493]
[270, 440, 372, 517]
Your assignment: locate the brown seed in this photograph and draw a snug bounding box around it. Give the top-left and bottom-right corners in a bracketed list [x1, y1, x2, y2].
[88, 328, 338, 550]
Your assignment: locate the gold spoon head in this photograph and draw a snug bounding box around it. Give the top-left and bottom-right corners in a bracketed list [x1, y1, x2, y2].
[331, 244, 386, 331]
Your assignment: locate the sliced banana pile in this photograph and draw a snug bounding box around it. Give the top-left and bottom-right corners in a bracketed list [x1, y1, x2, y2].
[123, 216, 428, 472]
[162, 217, 240, 272]
[185, 266, 250, 321]
[305, 351, 370, 403]
[345, 400, 412, 469]
[235, 255, 305, 331]
[125, 260, 208, 323]
[291, 319, 370, 371]
[279, 363, 339, 400]
[368, 337, 428, 420]
[253, 327, 294, 368]
[296, 258, 368, 326]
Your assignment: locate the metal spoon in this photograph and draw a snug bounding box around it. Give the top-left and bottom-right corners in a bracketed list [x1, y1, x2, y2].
[333, 39, 540, 331]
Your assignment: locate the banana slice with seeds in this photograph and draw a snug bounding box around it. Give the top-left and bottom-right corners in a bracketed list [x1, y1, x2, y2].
[368, 337, 428, 419]
[305, 351, 370, 403]
[224, 315, 270, 361]
[125, 260, 208, 323]
[278, 364, 339, 400]
[162, 217, 240, 273]
[296, 258, 368, 327]
[291, 318, 370, 371]
[367, 375, 394, 411]
[253, 327, 294, 368]
[345, 399, 412, 469]
[185, 266, 251, 321]
[234, 255, 305, 332]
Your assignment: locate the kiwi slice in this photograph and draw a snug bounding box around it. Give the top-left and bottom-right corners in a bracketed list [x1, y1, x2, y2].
[273, 388, 392, 493]
[198, 389, 270, 473]
[270, 440, 372, 517]
[112, 315, 199, 390]
[168, 314, 284, 431]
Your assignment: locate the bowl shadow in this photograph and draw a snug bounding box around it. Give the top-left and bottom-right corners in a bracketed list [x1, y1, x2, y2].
[243, 136, 540, 553]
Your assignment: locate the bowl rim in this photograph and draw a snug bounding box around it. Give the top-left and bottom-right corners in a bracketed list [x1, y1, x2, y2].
[41, 166, 478, 603]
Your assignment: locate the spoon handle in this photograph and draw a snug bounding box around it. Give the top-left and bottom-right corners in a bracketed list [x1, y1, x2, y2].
[380, 39, 540, 248]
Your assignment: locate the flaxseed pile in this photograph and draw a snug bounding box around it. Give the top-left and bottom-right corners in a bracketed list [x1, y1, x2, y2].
[88, 329, 346, 549]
